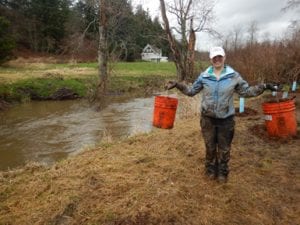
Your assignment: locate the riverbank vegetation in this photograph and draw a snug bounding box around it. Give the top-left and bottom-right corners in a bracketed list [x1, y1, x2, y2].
[0, 61, 177, 104]
[0, 95, 299, 224]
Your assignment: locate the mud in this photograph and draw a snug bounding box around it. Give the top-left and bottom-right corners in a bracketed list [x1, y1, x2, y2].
[235, 107, 258, 117]
[50, 87, 79, 100]
[16, 87, 79, 101]
[0, 99, 10, 111]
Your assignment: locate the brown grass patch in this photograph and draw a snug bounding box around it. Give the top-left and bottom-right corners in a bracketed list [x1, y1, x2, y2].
[0, 112, 299, 224]
[0, 60, 97, 84]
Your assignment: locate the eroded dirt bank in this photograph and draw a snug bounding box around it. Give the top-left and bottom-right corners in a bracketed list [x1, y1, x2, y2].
[0, 96, 299, 224]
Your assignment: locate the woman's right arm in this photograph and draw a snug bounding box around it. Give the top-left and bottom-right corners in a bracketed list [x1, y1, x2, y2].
[166, 75, 203, 97]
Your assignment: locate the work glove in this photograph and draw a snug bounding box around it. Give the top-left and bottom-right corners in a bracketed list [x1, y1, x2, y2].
[264, 83, 282, 92]
[165, 80, 177, 90]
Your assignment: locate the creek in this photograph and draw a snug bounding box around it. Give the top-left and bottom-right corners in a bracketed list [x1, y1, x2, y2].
[0, 96, 158, 171]
[0, 92, 202, 171]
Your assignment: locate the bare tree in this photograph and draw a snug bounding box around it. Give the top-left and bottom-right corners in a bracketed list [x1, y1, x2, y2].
[232, 26, 243, 51]
[282, 1, 300, 81]
[247, 21, 258, 47]
[82, 0, 109, 103]
[282, 0, 300, 29]
[85, 0, 129, 104]
[282, 0, 300, 11]
[159, 0, 217, 81]
[223, 26, 244, 51]
[96, 0, 109, 100]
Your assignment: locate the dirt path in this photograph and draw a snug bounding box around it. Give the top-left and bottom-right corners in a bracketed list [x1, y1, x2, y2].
[0, 93, 299, 225]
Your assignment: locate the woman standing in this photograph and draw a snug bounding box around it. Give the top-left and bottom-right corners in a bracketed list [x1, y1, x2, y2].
[166, 46, 279, 182]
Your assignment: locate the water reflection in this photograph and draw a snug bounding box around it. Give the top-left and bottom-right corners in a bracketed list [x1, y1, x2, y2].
[0, 97, 154, 170]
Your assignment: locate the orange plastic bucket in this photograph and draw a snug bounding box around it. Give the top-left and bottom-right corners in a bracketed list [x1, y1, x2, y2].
[262, 99, 297, 137]
[153, 96, 178, 129]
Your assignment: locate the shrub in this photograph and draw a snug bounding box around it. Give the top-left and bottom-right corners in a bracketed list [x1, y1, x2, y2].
[226, 27, 300, 85]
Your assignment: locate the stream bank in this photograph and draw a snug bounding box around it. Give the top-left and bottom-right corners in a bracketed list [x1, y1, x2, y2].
[0, 95, 299, 224]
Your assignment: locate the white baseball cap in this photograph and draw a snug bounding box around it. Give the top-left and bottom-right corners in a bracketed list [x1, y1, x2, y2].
[209, 46, 225, 59]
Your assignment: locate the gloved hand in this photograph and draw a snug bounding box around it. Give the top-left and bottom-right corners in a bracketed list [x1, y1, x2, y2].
[264, 83, 282, 91]
[165, 80, 177, 90]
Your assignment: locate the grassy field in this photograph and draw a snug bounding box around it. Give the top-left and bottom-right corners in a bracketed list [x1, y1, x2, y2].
[0, 61, 177, 102]
[0, 61, 176, 82]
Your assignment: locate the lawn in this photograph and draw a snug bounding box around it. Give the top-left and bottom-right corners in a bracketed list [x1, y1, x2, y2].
[0, 61, 177, 83]
[0, 61, 177, 102]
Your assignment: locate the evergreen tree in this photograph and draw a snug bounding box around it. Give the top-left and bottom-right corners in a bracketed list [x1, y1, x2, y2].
[1, 0, 71, 53]
[0, 16, 15, 64]
[0, 0, 171, 60]
[28, 0, 71, 52]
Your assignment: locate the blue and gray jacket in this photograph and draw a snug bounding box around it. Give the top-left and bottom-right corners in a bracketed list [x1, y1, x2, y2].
[178, 65, 265, 118]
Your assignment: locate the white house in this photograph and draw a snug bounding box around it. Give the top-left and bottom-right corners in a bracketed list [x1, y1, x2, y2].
[141, 44, 168, 62]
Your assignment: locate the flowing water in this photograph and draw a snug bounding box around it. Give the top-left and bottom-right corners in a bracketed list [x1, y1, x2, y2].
[0, 96, 156, 171]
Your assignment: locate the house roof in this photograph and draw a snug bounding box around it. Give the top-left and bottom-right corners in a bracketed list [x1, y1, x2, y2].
[142, 44, 161, 54]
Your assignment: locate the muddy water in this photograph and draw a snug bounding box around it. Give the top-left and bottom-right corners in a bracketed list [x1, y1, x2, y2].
[0, 96, 157, 171]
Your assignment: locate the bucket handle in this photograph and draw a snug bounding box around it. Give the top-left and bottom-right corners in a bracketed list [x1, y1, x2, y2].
[161, 90, 178, 99]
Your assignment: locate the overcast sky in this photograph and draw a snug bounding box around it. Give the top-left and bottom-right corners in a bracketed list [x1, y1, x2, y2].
[132, 0, 299, 51]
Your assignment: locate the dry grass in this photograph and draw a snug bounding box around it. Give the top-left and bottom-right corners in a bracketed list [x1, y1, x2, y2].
[0, 96, 299, 225]
[0, 61, 97, 83]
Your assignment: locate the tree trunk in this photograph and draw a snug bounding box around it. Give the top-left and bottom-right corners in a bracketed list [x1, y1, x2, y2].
[159, 0, 185, 81]
[159, 0, 216, 82]
[187, 19, 196, 82]
[96, 0, 109, 102]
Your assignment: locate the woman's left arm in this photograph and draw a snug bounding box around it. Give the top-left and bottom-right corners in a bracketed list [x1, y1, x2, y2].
[235, 75, 265, 97]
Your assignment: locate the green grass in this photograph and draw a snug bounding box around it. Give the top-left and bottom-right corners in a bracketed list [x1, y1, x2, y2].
[0, 62, 176, 82]
[0, 61, 177, 102]
[0, 77, 88, 102]
[112, 62, 176, 76]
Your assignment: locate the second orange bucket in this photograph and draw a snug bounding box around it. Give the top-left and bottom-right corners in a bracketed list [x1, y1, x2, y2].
[153, 96, 178, 129]
[262, 99, 297, 137]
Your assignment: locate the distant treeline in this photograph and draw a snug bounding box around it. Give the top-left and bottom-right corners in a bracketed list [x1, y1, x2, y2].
[0, 0, 170, 62]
